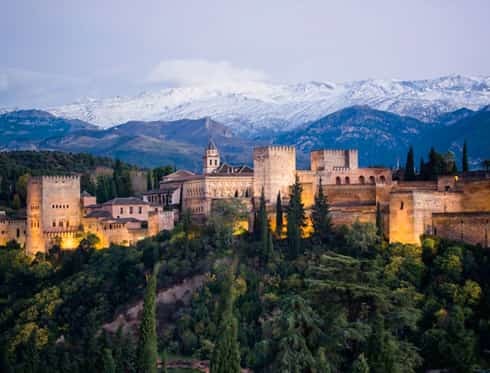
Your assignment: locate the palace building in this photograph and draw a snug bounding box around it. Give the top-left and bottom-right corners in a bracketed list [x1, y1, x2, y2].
[145, 141, 490, 248]
[3, 141, 490, 255]
[21, 176, 174, 255]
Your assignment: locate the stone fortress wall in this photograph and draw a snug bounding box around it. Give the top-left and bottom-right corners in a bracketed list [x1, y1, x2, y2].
[0, 218, 26, 247]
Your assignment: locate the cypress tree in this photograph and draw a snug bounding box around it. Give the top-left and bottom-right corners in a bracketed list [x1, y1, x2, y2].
[286, 175, 306, 258]
[462, 140, 469, 172]
[258, 187, 268, 244]
[404, 146, 416, 180]
[146, 171, 153, 191]
[102, 348, 116, 373]
[137, 265, 159, 373]
[23, 329, 40, 373]
[275, 191, 283, 236]
[352, 353, 370, 373]
[311, 178, 332, 242]
[210, 270, 241, 373]
[161, 349, 168, 373]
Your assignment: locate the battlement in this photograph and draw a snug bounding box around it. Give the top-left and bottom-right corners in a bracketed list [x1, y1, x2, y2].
[254, 145, 296, 154]
[313, 149, 358, 155]
[41, 175, 80, 183]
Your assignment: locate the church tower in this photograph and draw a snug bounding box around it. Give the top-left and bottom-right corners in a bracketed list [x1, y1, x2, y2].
[203, 140, 220, 174]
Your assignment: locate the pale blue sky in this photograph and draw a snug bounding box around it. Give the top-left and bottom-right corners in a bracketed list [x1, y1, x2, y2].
[1, 0, 489, 107]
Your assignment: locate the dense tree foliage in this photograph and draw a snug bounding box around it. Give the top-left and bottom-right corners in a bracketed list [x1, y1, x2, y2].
[2, 186, 490, 372]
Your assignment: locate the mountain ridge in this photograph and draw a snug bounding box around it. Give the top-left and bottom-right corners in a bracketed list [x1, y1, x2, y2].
[37, 74, 490, 133]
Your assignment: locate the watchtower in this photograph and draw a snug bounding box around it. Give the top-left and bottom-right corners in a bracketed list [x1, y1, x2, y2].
[203, 140, 220, 174]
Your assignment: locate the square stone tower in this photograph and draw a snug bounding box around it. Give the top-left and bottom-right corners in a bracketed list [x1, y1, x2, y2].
[253, 146, 296, 203]
[26, 176, 81, 255]
[310, 149, 358, 172]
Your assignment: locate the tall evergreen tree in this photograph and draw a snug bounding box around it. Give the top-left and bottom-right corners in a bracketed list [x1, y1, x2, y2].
[210, 269, 241, 373]
[351, 353, 370, 373]
[137, 265, 159, 373]
[161, 349, 168, 373]
[258, 187, 268, 244]
[146, 171, 153, 191]
[311, 178, 332, 242]
[286, 175, 306, 258]
[462, 140, 469, 172]
[23, 329, 40, 373]
[275, 191, 283, 236]
[367, 314, 396, 373]
[404, 146, 416, 180]
[102, 348, 116, 373]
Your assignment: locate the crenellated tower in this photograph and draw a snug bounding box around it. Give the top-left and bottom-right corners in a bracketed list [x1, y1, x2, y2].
[253, 145, 296, 204]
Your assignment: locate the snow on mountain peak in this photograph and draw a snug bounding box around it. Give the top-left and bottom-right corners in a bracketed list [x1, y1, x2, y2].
[46, 75, 490, 133]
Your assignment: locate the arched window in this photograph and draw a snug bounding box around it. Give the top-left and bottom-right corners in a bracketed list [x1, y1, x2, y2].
[234, 190, 239, 198]
[380, 175, 386, 184]
[369, 176, 375, 185]
[359, 176, 365, 184]
[336, 177, 341, 185]
[345, 176, 350, 185]
[400, 201, 404, 210]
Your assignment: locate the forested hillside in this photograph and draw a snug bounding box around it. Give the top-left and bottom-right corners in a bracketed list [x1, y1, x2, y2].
[1, 183, 489, 372]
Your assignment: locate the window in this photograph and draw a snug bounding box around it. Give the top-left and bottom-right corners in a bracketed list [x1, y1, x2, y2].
[129, 206, 134, 214]
[16, 228, 20, 238]
[215, 159, 218, 165]
[336, 177, 341, 185]
[120, 207, 124, 214]
[209, 160, 212, 165]
[380, 175, 386, 183]
[400, 201, 404, 210]
[138, 206, 142, 214]
[52, 221, 56, 227]
[59, 221, 63, 227]
[359, 176, 365, 184]
[345, 177, 350, 184]
[66, 221, 70, 228]
[369, 176, 375, 185]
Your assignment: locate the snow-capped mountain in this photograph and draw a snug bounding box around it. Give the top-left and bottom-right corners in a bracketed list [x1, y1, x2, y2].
[47, 75, 490, 133]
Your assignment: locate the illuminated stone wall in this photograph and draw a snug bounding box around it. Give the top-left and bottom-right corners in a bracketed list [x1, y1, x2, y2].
[26, 177, 45, 255]
[433, 212, 490, 247]
[389, 190, 463, 245]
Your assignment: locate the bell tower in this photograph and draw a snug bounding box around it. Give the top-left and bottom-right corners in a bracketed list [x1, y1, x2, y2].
[203, 140, 220, 174]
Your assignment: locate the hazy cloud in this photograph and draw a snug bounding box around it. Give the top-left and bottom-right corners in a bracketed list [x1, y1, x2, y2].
[146, 59, 267, 88]
[0, 67, 87, 107]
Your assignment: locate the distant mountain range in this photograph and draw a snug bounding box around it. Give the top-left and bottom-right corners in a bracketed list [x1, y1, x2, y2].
[1, 105, 489, 170]
[39, 74, 490, 134]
